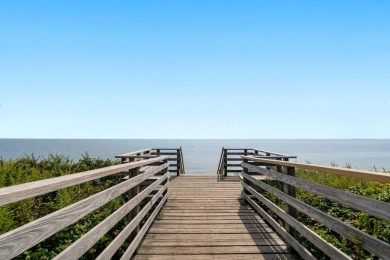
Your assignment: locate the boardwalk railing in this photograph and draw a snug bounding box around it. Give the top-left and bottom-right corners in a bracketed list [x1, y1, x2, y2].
[152, 148, 185, 176]
[241, 155, 390, 259]
[0, 154, 169, 260]
[217, 148, 296, 176]
[116, 147, 185, 176]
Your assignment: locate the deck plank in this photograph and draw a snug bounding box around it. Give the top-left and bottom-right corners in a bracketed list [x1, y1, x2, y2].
[134, 254, 297, 260]
[134, 174, 292, 259]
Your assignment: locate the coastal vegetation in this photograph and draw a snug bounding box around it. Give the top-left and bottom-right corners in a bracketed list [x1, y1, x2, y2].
[258, 166, 390, 259]
[0, 154, 131, 259]
[0, 154, 389, 259]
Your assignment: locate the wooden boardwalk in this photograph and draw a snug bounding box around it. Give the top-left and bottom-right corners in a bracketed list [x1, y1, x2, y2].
[135, 174, 296, 260]
[1, 148, 389, 259]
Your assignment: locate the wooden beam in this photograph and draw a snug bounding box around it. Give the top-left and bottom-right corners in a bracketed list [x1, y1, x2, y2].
[242, 171, 390, 259]
[241, 163, 390, 222]
[53, 174, 168, 260]
[0, 164, 168, 260]
[0, 156, 168, 207]
[242, 156, 390, 183]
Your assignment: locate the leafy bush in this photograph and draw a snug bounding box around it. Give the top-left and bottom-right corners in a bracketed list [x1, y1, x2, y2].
[0, 154, 132, 259]
[253, 166, 390, 259]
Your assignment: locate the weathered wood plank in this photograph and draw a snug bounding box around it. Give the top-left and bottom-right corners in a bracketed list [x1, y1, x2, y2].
[164, 202, 247, 205]
[162, 207, 251, 210]
[243, 182, 351, 260]
[118, 193, 168, 260]
[134, 174, 289, 260]
[115, 148, 153, 158]
[242, 164, 390, 222]
[166, 199, 242, 201]
[53, 175, 168, 260]
[253, 149, 294, 157]
[154, 219, 265, 224]
[242, 156, 390, 183]
[169, 189, 242, 191]
[0, 164, 168, 260]
[118, 155, 158, 159]
[162, 210, 254, 213]
[160, 213, 259, 217]
[141, 238, 285, 247]
[151, 223, 268, 229]
[169, 187, 241, 189]
[165, 200, 243, 203]
[143, 233, 282, 241]
[169, 187, 242, 189]
[148, 227, 274, 234]
[242, 172, 390, 259]
[97, 192, 168, 260]
[134, 254, 297, 260]
[0, 156, 168, 207]
[138, 245, 287, 254]
[168, 195, 240, 200]
[243, 193, 315, 260]
[164, 202, 245, 205]
[169, 193, 242, 196]
[158, 215, 265, 220]
[164, 203, 247, 206]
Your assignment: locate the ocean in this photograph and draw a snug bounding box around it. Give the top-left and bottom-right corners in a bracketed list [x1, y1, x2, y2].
[0, 139, 389, 173]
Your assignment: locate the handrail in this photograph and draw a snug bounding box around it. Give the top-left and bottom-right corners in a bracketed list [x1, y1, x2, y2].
[216, 147, 225, 175]
[242, 156, 390, 183]
[253, 149, 296, 158]
[216, 148, 295, 176]
[115, 148, 152, 161]
[0, 156, 165, 207]
[0, 153, 169, 259]
[151, 148, 185, 176]
[116, 148, 186, 176]
[178, 147, 185, 175]
[240, 156, 390, 259]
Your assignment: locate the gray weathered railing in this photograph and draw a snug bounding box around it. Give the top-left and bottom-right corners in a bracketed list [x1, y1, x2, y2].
[116, 147, 185, 176]
[241, 156, 390, 259]
[217, 148, 296, 176]
[152, 147, 185, 176]
[0, 153, 169, 260]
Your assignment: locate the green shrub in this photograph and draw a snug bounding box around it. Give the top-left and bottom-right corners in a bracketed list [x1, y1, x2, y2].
[0, 154, 129, 259]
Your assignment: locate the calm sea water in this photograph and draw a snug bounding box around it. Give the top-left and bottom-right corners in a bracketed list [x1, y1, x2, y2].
[0, 139, 389, 173]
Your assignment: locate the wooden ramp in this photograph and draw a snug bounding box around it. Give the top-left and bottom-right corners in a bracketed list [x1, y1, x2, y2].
[134, 174, 296, 260]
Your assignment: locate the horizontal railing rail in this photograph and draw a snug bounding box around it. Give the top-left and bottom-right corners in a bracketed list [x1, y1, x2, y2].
[152, 148, 185, 176]
[243, 156, 390, 183]
[240, 155, 390, 259]
[115, 148, 153, 161]
[0, 154, 169, 260]
[217, 148, 296, 176]
[115, 148, 185, 176]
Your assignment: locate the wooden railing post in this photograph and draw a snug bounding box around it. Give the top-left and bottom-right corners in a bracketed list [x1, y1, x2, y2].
[275, 157, 283, 183]
[283, 158, 297, 236]
[179, 147, 185, 175]
[162, 158, 169, 192]
[266, 153, 271, 170]
[223, 149, 228, 176]
[129, 166, 141, 251]
[176, 149, 180, 176]
[243, 157, 250, 195]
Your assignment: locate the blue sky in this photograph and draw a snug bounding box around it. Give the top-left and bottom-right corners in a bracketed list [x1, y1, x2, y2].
[1, 1, 389, 138]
